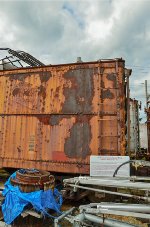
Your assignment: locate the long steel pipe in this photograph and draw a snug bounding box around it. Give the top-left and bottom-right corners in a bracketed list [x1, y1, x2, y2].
[54, 207, 76, 227]
[67, 183, 150, 202]
[64, 176, 150, 190]
[73, 213, 138, 227]
[97, 203, 150, 213]
[80, 203, 150, 213]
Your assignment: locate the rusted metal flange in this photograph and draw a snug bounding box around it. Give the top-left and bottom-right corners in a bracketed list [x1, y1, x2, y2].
[10, 169, 55, 192]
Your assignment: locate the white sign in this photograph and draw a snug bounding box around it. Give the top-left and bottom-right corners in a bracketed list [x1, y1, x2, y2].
[90, 156, 130, 177]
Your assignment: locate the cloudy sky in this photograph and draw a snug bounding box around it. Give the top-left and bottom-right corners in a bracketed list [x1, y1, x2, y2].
[0, 0, 149, 120]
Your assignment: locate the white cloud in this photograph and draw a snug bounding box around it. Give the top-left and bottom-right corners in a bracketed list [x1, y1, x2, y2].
[0, 0, 149, 120]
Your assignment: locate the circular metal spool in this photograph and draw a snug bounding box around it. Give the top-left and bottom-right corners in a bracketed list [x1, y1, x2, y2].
[10, 169, 55, 193]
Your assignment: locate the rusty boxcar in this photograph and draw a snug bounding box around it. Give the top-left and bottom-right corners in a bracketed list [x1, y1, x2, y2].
[0, 58, 129, 174]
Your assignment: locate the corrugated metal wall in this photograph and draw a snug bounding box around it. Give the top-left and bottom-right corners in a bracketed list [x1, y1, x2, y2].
[139, 123, 148, 150]
[0, 59, 126, 173]
[129, 99, 140, 155]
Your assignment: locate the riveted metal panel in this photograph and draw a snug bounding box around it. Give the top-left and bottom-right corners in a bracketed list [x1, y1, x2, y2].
[0, 59, 127, 174]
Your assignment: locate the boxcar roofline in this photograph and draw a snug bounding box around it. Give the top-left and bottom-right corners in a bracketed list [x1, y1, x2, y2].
[0, 58, 125, 75]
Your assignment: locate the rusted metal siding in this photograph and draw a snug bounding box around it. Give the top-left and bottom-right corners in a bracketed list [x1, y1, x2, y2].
[147, 108, 150, 154]
[129, 99, 140, 155]
[0, 59, 127, 174]
[139, 123, 148, 150]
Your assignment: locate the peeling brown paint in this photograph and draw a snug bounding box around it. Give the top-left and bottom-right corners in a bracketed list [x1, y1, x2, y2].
[70, 115, 92, 158]
[64, 120, 92, 159]
[8, 73, 29, 81]
[101, 89, 114, 99]
[8, 71, 51, 83]
[37, 116, 50, 125]
[107, 73, 117, 87]
[49, 115, 64, 126]
[39, 71, 52, 83]
[37, 115, 66, 126]
[12, 88, 20, 96]
[62, 68, 95, 113]
[38, 85, 46, 99]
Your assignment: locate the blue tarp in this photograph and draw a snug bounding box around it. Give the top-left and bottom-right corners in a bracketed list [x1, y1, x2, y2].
[2, 172, 63, 224]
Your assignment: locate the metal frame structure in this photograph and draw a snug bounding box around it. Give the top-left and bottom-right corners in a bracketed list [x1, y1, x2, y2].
[0, 48, 45, 69]
[63, 160, 150, 203]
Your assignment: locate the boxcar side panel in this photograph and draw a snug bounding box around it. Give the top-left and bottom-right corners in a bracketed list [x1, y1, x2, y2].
[0, 60, 126, 173]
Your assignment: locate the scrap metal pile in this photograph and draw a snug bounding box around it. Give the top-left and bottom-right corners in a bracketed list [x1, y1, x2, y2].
[58, 160, 150, 227]
[0, 162, 150, 226]
[57, 203, 150, 227]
